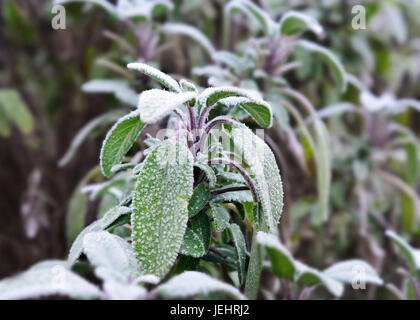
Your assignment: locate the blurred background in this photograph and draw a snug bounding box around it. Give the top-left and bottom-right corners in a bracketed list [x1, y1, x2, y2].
[1, 0, 420, 299]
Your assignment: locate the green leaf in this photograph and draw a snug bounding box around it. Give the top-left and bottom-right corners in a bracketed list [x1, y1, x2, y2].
[100, 110, 146, 178]
[180, 211, 211, 258]
[157, 271, 246, 299]
[194, 163, 217, 188]
[83, 231, 140, 283]
[209, 203, 230, 232]
[67, 205, 131, 266]
[256, 231, 295, 280]
[313, 119, 332, 221]
[116, 0, 173, 19]
[295, 261, 344, 297]
[127, 62, 181, 92]
[54, 0, 118, 17]
[199, 87, 272, 128]
[66, 184, 88, 247]
[386, 230, 420, 276]
[212, 190, 254, 203]
[188, 183, 210, 218]
[138, 89, 197, 123]
[296, 40, 347, 92]
[231, 124, 283, 233]
[0, 261, 101, 300]
[279, 11, 323, 36]
[131, 140, 194, 278]
[0, 89, 34, 134]
[228, 224, 248, 284]
[82, 79, 138, 106]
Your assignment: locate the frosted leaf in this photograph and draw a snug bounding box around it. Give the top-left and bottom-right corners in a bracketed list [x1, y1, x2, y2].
[58, 110, 123, 167]
[67, 220, 102, 267]
[127, 63, 181, 92]
[296, 40, 347, 92]
[157, 271, 246, 299]
[231, 124, 283, 233]
[228, 224, 248, 284]
[256, 231, 295, 280]
[138, 89, 197, 123]
[131, 140, 194, 278]
[82, 79, 138, 106]
[219, 172, 246, 185]
[212, 190, 254, 203]
[360, 90, 395, 112]
[188, 183, 210, 218]
[209, 203, 230, 232]
[83, 231, 140, 283]
[100, 110, 146, 177]
[116, 0, 173, 19]
[100, 206, 131, 229]
[294, 261, 344, 298]
[161, 23, 215, 56]
[67, 205, 131, 266]
[179, 79, 198, 92]
[199, 86, 272, 128]
[323, 260, 383, 286]
[279, 11, 324, 36]
[0, 261, 101, 300]
[103, 280, 147, 300]
[194, 163, 217, 188]
[386, 230, 420, 275]
[180, 211, 211, 258]
[225, 0, 276, 36]
[313, 119, 331, 221]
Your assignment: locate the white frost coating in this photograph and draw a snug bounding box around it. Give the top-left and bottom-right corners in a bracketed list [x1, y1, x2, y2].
[294, 261, 344, 298]
[103, 280, 147, 300]
[158, 271, 246, 300]
[323, 260, 383, 285]
[83, 231, 140, 283]
[0, 263, 101, 300]
[297, 40, 347, 92]
[279, 11, 324, 36]
[138, 89, 197, 123]
[161, 23, 215, 56]
[135, 274, 160, 285]
[211, 190, 253, 203]
[131, 140, 194, 278]
[386, 230, 420, 273]
[231, 124, 283, 233]
[179, 79, 198, 92]
[127, 63, 181, 92]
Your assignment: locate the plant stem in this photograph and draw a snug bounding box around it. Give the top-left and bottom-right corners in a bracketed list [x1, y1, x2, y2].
[208, 157, 259, 202]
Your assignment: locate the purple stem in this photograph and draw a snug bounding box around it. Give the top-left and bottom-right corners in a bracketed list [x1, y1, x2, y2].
[207, 157, 259, 202]
[198, 116, 236, 153]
